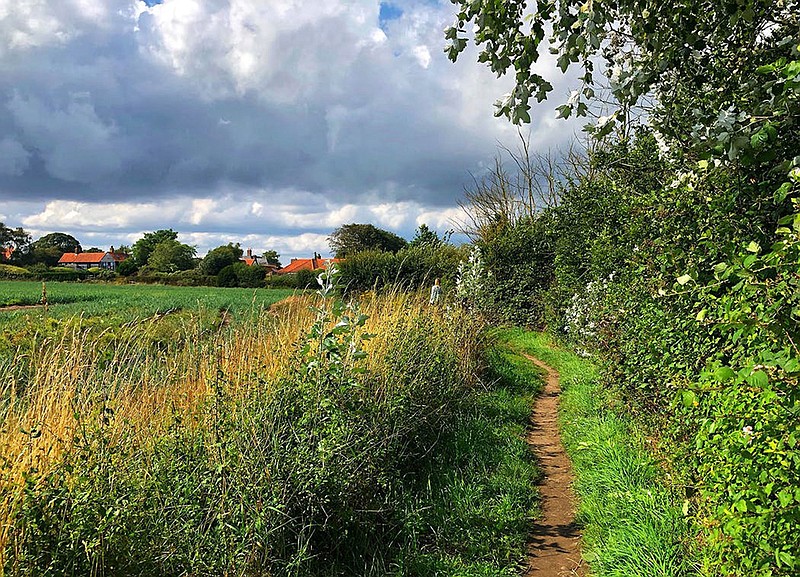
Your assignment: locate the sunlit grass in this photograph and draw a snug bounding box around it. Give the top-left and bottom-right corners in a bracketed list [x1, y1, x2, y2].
[495, 329, 696, 577]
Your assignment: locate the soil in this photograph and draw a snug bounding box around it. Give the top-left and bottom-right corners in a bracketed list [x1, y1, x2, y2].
[0, 304, 44, 312]
[522, 353, 586, 577]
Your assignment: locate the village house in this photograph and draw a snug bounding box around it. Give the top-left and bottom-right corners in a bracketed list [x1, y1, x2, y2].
[277, 253, 343, 274]
[240, 248, 280, 275]
[58, 246, 127, 271]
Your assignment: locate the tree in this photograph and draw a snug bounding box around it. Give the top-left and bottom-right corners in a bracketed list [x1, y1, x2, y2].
[200, 243, 243, 276]
[147, 239, 196, 273]
[408, 224, 442, 249]
[328, 223, 407, 258]
[25, 232, 80, 266]
[261, 250, 281, 268]
[116, 258, 138, 277]
[0, 222, 31, 263]
[446, 0, 798, 179]
[132, 229, 178, 267]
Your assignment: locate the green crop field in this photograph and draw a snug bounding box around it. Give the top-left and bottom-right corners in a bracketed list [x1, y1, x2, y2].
[0, 280, 297, 325]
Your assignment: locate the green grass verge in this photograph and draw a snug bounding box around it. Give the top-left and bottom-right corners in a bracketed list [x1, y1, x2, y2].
[393, 336, 544, 576]
[494, 328, 696, 577]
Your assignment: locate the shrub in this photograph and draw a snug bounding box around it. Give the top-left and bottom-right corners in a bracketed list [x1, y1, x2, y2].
[0, 264, 33, 280]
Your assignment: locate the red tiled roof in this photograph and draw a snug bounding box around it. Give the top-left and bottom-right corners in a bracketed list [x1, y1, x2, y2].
[243, 258, 256, 266]
[59, 252, 107, 264]
[58, 251, 127, 264]
[278, 257, 343, 274]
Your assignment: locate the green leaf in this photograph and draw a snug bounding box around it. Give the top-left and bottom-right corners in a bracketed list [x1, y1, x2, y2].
[676, 274, 693, 285]
[714, 366, 736, 381]
[681, 390, 698, 408]
[747, 370, 768, 388]
[746, 241, 760, 253]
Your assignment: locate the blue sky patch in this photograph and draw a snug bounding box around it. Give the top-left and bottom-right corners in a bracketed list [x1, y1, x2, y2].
[142, 0, 163, 6]
[379, 2, 403, 31]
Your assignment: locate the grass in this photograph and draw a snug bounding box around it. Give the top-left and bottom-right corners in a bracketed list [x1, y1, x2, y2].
[393, 339, 544, 575]
[0, 284, 552, 576]
[0, 280, 296, 318]
[494, 328, 696, 577]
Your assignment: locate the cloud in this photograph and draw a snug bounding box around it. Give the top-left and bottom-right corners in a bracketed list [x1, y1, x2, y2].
[1, 0, 585, 256]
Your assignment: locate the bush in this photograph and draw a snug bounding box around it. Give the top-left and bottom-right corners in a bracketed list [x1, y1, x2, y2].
[0, 264, 33, 280]
[338, 245, 465, 294]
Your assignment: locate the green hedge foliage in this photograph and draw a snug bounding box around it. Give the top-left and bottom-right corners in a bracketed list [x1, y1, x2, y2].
[475, 131, 799, 576]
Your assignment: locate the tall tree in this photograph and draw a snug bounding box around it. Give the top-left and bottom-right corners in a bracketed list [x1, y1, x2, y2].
[147, 239, 196, 273]
[446, 0, 798, 184]
[0, 222, 31, 263]
[200, 243, 243, 276]
[328, 223, 407, 258]
[132, 229, 178, 267]
[408, 224, 442, 249]
[261, 250, 281, 268]
[28, 232, 81, 266]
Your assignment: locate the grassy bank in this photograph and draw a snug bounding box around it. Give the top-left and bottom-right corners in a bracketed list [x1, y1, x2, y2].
[1, 281, 551, 576]
[495, 329, 696, 577]
[394, 334, 544, 575]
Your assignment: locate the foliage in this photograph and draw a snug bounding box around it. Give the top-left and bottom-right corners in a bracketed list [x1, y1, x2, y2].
[115, 258, 138, 276]
[446, 0, 797, 158]
[131, 229, 178, 267]
[261, 249, 281, 267]
[338, 244, 465, 294]
[200, 243, 243, 276]
[216, 262, 266, 288]
[1, 281, 502, 575]
[146, 239, 196, 273]
[328, 223, 407, 258]
[25, 233, 81, 267]
[0, 223, 31, 264]
[407, 223, 442, 249]
[0, 264, 33, 280]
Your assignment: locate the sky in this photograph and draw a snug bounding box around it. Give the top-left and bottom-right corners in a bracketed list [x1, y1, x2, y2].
[0, 0, 582, 259]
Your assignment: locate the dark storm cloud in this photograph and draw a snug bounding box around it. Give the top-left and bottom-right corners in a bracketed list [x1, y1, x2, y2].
[0, 0, 582, 257]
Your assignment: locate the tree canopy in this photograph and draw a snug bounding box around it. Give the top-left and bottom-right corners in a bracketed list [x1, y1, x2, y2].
[328, 223, 408, 258]
[27, 232, 81, 266]
[147, 239, 196, 273]
[0, 222, 31, 263]
[132, 229, 179, 267]
[200, 243, 244, 276]
[446, 0, 798, 181]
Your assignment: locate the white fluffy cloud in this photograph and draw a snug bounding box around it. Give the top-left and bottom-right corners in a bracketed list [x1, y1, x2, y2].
[0, 0, 584, 258]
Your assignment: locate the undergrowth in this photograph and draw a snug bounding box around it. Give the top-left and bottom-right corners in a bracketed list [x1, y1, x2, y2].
[1, 272, 545, 576]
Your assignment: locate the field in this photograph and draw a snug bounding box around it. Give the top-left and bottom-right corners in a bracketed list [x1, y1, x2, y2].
[0, 280, 296, 320]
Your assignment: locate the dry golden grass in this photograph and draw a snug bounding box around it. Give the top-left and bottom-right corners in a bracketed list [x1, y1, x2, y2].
[0, 290, 480, 564]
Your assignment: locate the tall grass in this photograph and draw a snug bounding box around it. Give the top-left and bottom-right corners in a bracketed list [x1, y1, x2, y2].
[1, 285, 492, 575]
[495, 329, 696, 577]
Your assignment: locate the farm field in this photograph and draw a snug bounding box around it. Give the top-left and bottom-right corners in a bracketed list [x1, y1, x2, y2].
[0, 280, 297, 321]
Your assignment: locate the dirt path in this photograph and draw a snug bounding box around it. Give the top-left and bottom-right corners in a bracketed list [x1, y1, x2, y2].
[0, 304, 44, 312]
[522, 353, 585, 577]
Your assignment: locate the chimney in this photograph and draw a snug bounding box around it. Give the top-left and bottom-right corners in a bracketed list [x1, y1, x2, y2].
[247, 248, 252, 258]
[110, 246, 114, 254]
[76, 245, 82, 254]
